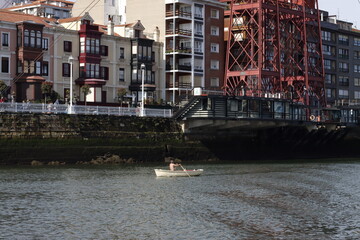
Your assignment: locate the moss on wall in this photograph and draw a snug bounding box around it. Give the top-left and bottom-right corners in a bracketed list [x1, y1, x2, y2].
[0, 113, 214, 165]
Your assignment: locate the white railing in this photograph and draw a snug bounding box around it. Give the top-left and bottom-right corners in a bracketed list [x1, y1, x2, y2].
[0, 102, 173, 118]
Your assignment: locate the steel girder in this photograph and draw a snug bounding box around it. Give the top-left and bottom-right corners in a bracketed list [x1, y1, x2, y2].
[222, 0, 325, 107]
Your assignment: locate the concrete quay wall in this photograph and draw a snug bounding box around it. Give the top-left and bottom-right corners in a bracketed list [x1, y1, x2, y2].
[0, 113, 214, 165]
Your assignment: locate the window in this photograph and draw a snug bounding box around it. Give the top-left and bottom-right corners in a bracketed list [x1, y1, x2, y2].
[1, 57, 9, 73]
[100, 45, 108, 56]
[211, 26, 219, 36]
[29, 61, 35, 74]
[120, 47, 125, 59]
[63, 63, 70, 77]
[322, 44, 335, 56]
[64, 41, 72, 52]
[338, 34, 349, 45]
[35, 61, 41, 75]
[354, 37, 360, 46]
[2, 33, 9, 47]
[42, 61, 48, 76]
[326, 88, 335, 98]
[119, 68, 125, 82]
[325, 74, 336, 84]
[80, 37, 85, 53]
[194, 23, 203, 36]
[30, 30, 35, 48]
[24, 30, 29, 47]
[324, 59, 335, 70]
[355, 78, 360, 86]
[132, 69, 137, 81]
[355, 64, 360, 73]
[322, 31, 332, 41]
[338, 76, 349, 86]
[85, 37, 100, 54]
[354, 51, 360, 60]
[338, 62, 349, 72]
[210, 43, 219, 53]
[210, 60, 219, 70]
[194, 41, 203, 53]
[194, 5, 203, 18]
[211, 9, 219, 19]
[17, 60, 22, 73]
[338, 89, 349, 98]
[24, 60, 29, 73]
[95, 39, 100, 54]
[42, 38, 49, 50]
[100, 66, 108, 80]
[85, 63, 100, 78]
[355, 91, 360, 99]
[36, 31, 42, 48]
[338, 48, 349, 59]
[210, 77, 219, 87]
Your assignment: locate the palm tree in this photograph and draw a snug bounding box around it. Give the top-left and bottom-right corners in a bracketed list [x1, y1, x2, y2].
[117, 88, 127, 107]
[81, 84, 91, 106]
[0, 80, 8, 99]
[41, 81, 53, 103]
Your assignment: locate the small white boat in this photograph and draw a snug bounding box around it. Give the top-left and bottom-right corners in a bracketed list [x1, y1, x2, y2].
[154, 169, 204, 177]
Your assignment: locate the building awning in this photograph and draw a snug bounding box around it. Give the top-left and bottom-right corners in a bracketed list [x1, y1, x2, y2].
[16, 75, 45, 83]
[75, 78, 106, 86]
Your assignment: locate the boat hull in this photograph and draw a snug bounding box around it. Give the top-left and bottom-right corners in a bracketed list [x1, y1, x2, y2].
[154, 169, 203, 177]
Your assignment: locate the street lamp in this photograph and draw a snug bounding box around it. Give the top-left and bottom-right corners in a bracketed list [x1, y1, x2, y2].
[68, 55, 74, 114]
[140, 63, 146, 117]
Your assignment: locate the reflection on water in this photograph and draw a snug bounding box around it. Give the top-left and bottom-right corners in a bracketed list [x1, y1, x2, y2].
[1, 160, 360, 239]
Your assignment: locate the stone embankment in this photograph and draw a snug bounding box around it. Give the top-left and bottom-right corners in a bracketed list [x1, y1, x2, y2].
[0, 113, 215, 165]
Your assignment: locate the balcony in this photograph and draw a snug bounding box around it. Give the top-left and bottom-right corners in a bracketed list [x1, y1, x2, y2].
[166, 64, 192, 71]
[166, 28, 192, 36]
[168, 81, 192, 89]
[166, 47, 192, 54]
[166, 10, 192, 18]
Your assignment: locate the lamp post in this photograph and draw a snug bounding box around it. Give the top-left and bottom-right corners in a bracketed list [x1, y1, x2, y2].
[68, 55, 74, 114]
[140, 63, 145, 117]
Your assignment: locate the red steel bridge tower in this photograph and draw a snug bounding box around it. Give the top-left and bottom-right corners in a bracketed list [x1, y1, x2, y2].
[220, 0, 326, 108]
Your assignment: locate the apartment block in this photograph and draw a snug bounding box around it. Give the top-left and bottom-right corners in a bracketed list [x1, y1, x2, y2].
[0, 10, 163, 105]
[321, 11, 360, 108]
[73, 0, 226, 104]
[126, 0, 226, 104]
[4, 0, 74, 19]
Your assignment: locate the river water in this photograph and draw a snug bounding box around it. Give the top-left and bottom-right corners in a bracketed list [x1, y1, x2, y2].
[1, 160, 360, 240]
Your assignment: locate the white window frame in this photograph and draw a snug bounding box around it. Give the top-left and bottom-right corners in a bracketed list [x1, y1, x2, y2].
[211, 26, 219, 36]
[210, 9, 219, 19]
[1, 55, 10, 73]
[210, 77, 219, 87]
[1, 32, 9, 48]
[210, 60, 219, 70]
[210, 43, 219, 53]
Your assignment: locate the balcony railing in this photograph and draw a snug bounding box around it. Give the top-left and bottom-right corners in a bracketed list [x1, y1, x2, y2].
[0, 102, 172, 118]
[166, 28, 192, 36]
[166, 64, 192, 71]
[166, 10, 192, 18]
[165, 48, 192, 54]
[168, 82, 192, 89]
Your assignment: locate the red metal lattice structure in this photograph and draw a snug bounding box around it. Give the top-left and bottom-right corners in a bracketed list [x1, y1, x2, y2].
[220, 0, 325, 108]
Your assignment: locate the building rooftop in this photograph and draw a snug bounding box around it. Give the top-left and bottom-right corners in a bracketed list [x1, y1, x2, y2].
[0, 9, 58, 27]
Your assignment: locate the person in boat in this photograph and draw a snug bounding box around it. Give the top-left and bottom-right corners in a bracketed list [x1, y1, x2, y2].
[169, 160, 180, 171]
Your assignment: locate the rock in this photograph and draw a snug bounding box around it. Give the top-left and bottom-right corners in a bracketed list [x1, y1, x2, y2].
[31, 160, 43, 166]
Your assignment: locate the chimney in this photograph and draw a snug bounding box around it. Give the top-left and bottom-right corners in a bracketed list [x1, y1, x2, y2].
[153, 26, 160, 42]
[108, 16, 114, 36]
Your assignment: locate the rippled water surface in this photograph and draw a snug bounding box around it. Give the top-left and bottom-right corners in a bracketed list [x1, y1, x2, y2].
[1, 160, 360, 239]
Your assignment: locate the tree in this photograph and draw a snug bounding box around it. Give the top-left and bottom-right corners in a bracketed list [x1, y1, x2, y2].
[117, 88, 127, 107]
[81, 84, 91, 106]
[41, 81, 53, 103]
[0, 80, 8, 98]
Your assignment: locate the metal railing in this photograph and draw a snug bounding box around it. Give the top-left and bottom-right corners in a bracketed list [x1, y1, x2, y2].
[0, 102, 173, 118]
